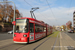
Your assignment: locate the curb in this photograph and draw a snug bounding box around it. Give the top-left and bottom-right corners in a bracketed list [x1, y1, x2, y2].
[60, 32, 75, 50]
[60, 32, 62, 50]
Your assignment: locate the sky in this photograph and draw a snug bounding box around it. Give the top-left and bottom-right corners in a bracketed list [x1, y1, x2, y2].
[1, 0, 75, 26]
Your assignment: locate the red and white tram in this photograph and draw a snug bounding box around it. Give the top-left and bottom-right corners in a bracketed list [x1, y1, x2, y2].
[12, 17, 52, 43]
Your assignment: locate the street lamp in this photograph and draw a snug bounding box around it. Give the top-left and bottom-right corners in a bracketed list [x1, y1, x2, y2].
[30, 7, 39, 19]
[0, 1, 15, 37]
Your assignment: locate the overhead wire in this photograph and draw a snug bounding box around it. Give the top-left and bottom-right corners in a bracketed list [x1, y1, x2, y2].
[68, 0, 73, 26]
[68, 0, 72, 17]
[24, 0, 54, 25]
[24, 0, 33, 7]
[46, 0, 59, 26]
[46, 0, 55, 19]
[66, 0, 73, 26]
[24, 0, 47, 18]
[69, 0, 72, 10]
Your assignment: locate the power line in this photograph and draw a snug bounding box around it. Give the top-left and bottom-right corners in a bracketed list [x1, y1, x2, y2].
[46, 0, 59, 26]
[23, 0, 54, 26]
[67, 0, 73, 22]
[23, 0, 48, 19]
[69, 0, 72, 9]
[24, 0, 33, 7]
[68, 0, 72, 15]
[46, 0, 55, 18]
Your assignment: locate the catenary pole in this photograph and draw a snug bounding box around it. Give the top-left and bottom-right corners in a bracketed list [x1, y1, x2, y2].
[0, 1, 15, 37]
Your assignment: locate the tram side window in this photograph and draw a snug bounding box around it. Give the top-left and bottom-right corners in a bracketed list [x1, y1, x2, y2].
[30, 23, 34, 33]
[35, 24, 38, 32]
[40, 26, 44, 32]
[35, 24, 44, 32]
[48, 27, 50, 32]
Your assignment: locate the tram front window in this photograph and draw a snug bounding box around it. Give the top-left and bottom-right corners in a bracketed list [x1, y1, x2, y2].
[15, 19, 28, 33]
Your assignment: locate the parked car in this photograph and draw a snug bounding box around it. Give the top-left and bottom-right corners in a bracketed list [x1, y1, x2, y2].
[8, 30, 13, 34]
[68, 30, 74, 33]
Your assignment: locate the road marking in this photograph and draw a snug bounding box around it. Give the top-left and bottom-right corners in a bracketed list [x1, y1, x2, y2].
[51, 33, 59, 50]
[60, 32, 62, 39]
[60, 32, 62, 50]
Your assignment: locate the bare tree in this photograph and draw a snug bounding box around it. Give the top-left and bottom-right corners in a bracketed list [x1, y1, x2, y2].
[0, 0, 22, 23]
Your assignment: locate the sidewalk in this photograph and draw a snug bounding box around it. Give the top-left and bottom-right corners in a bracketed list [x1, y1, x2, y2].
[60, 32, 75, 50]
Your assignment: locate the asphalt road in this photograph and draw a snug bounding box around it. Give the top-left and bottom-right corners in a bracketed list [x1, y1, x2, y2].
[0, 33, 13, 41]
[0, 33, 60, 50]
[64, 31, 75, 41]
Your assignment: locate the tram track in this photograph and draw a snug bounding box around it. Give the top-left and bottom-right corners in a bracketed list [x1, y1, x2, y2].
[33, 32, 59, 50]
[0, 43, 14, 49]
[15, 44, 27, 50]
[0, 43, 27, 50]
[15, 33, 55, 50]
[0, 32, 60, 50]
[51, 33, 59, 50]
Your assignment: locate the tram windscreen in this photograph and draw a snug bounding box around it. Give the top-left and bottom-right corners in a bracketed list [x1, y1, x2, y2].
[15, 19, 28, 33]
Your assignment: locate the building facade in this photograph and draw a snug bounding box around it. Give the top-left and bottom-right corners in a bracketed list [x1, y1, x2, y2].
[73, 11, 75, 30]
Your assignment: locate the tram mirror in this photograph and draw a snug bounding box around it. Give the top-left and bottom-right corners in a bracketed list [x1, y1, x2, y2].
[12, 21, 16, 25]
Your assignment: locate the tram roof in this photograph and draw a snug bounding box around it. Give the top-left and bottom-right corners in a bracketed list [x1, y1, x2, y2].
[16, 17, 52, 26]
[16, 17, 45, 23]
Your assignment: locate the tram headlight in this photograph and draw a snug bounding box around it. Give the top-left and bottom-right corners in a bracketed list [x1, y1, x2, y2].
[23, 35, 27, 37]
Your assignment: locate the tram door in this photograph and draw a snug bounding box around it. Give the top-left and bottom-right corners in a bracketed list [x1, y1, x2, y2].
[29, 23, 34, 41]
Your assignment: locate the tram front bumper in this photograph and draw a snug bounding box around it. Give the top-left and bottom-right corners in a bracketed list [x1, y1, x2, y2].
[13, 37, 28, 43]
[14, 41, 27, 43]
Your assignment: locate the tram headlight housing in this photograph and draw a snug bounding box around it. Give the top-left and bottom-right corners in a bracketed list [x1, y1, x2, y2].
[23, 35, 27, 37]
